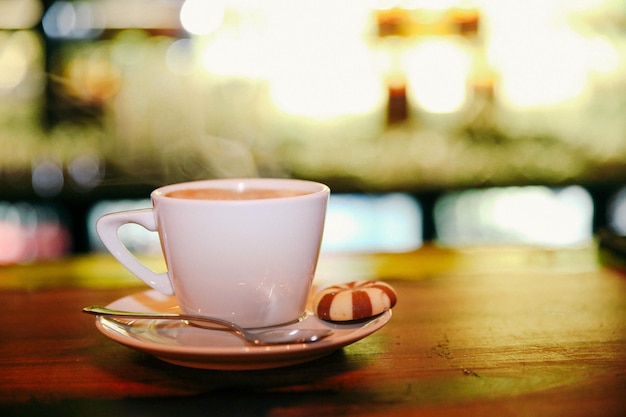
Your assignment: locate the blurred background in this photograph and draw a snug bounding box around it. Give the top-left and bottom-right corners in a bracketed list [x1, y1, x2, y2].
[1, 0, 626, 265]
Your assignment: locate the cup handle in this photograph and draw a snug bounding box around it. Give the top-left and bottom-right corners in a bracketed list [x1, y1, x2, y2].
[96, 209, 174, 295]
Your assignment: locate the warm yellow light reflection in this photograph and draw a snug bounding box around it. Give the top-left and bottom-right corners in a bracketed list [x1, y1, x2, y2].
[482, 0, 614, 109]
[586, 36, 619, 75]
[266, 2, 384, 118]
[195, 1, 384, 120]
[268, 46, 385, 119]
[491, 31, 589, 107]
[64, 51, 121, 101]
[404, 38, 470, 113]
[199, 33, 264, 78]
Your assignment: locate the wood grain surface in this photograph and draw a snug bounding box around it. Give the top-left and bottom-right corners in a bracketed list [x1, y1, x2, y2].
[1, 247, 625, 416]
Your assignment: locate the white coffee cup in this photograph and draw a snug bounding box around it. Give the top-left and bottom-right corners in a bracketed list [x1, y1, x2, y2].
[96, 178, 329, 328]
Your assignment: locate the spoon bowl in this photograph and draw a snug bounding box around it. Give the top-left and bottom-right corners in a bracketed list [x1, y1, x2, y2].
[83, 306, 334, 345]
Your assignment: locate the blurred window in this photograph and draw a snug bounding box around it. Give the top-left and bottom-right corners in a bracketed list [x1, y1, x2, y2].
[434, 186, 593, 247]
[0, 202, 71, 265]
[88, 199, 160, 254]
[88, 193, 423, 255]
[322, 193, 422, 252]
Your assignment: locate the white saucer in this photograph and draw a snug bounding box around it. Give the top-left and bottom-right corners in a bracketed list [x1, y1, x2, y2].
[94, 289, 392, 370]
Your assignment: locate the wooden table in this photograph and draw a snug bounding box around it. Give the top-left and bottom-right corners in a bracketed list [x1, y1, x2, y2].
[1, 245, 625, 416]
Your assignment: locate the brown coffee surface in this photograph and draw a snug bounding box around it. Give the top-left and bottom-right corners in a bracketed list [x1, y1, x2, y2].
[166, 187, 309, 200]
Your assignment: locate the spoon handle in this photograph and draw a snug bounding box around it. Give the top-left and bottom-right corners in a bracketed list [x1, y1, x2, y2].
[83, 306, 335, 345]
[83, 306, 239, 332]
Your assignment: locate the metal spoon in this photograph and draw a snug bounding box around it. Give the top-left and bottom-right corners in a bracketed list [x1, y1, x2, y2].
[83, 306, 334, 345]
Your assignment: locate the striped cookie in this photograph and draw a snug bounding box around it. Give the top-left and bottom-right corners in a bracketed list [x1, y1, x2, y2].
[313, 281, 397, 322]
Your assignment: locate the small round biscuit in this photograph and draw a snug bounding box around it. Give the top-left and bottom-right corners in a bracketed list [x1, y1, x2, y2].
[313, 280, 397, 322]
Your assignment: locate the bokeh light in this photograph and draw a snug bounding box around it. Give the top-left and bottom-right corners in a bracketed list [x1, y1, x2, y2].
[2, 0, 626, 260]
[165, 38, 195, 75]
[404, 38, 471, 113]
[68, 152, 104, 192]
[0, 30, 43, 96]
[180, 0, 225, 36]
[42, 1, 104, 39]
[0, 0, 43, 29]
[32, 159, 64, 198]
